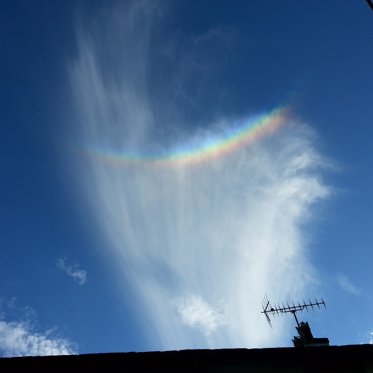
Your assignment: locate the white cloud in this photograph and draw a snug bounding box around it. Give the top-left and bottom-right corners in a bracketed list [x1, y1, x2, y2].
[56, 258, 87, 285]
[175, 295, 226, 335]
[0, 320, 76, 357]
[367, 331, 373, 345]
[67, 1, 331, 350]
[337, 273, 360, 296]
[0, 299, 77, 357]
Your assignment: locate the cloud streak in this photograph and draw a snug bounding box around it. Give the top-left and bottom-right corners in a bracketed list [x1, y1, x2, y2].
[337, 273, 360, 296]
[68, 1, 331, 349]
[56, 258, 87, 285]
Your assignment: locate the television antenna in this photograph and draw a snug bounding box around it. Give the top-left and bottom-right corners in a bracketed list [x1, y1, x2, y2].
[261, 295, 329, 347]
[261, 295, 326, 327]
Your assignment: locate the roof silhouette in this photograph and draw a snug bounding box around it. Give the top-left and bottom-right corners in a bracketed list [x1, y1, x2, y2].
[1, 345, 373, 372]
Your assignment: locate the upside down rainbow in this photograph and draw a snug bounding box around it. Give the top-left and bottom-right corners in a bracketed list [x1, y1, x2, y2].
[86, 106, 289, 168]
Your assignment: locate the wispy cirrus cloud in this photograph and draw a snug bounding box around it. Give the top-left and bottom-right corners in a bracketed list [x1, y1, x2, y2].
[56, 258, 87, 285]
[68, 1, 331, 349]
[336, 273, 360, 296]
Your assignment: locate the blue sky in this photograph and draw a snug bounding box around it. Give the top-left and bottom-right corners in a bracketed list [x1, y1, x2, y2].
[1, 0, 373, 356]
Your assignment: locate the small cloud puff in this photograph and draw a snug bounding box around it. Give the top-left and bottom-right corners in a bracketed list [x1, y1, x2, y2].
[336, 273, 360, 296]
[56, 258, 87, 285]
[0, 320, 76, 357]
[175, 295, 226, 335]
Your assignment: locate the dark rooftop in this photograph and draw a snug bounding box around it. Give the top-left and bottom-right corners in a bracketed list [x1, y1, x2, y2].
[1, 344, 373, 372]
